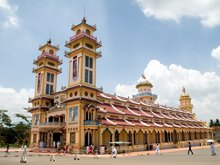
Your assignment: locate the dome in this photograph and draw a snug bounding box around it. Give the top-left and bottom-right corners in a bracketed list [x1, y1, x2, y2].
[136, 75, 153, 88]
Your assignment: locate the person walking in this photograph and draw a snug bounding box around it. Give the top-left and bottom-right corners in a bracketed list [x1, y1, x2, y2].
[20, 145, 27, 163]
[111, 146, 117, 158]
[210, 142, 216, 156]
[5, 144, 10, 156]
[155, 143, 160, 155]
[56, 141, 60, 154]
[187, 142, 193, 155]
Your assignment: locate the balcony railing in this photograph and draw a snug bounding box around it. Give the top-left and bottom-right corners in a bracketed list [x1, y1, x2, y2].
[39, 122, 65, 126]
[84, 120, 99, 126]
[70, 31, 97, 42]
[132, 92, 157, 99]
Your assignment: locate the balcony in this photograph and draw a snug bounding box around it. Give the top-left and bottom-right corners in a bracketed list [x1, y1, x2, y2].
[39, 122, 65, 128]
[70, 31, 97, 42]
[84, 120, 99, 126]
[132, 92, 157, 99]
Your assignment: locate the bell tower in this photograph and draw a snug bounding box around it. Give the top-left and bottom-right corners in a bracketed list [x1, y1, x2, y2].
[64, 18, 102, 149]
[65, 17, 102, 88]
[179, 87, 193, 113]
[33, 39, 62, 97]
[30, 39, 62, 127]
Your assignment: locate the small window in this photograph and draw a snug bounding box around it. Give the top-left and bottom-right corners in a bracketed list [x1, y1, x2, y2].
[76, 29, 81, 35]
[85, 43, 93, 49]
[39, 62, 43, 67]
[70, 132, 76, 143]
[47, 73, 54, 83]
[73, 43, 80, 49]
[85, 56, 93, 68]
[85, 69, 93, 84]
[69, 93, 73, 97]
[86, 29, 90, 35]
[48, 62, 55, 67]
[46, 84, 53, 95]
[49, 49, 54, 55]
[85, 92, 88, 96]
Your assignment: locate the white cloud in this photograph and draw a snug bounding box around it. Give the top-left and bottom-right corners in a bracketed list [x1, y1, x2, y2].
[135, 0, 220, 28]
[0, 85, 34, 122]
[115, 59, 220, 122]
[0, 0, 19, 28]
[211, 45, 220, 61]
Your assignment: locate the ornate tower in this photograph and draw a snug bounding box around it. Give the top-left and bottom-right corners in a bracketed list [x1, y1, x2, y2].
[179, 87, 193, 112]
[29, 39, 62, 147]
[64, 18, 102, 149]
[65, 17, 102, 88]
[31, 39, 62, 123]
[133, 75, 157, 104]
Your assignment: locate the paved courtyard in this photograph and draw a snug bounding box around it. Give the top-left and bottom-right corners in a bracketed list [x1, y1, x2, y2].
[0, 146, 219, 165]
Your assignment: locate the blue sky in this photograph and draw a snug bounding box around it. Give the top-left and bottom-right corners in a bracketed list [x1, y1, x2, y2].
[0, 0, 220, 122]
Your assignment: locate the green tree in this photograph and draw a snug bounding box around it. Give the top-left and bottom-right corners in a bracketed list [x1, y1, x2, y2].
[209, 119, 214, 127]
[14, 122, 30, 145]
[215, 119, 220, 126]
[0, 109, 13, 127]
[15, 113, 31, 126]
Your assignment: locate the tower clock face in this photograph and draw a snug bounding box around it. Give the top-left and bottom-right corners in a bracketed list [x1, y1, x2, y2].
[49, 49, 54, 55]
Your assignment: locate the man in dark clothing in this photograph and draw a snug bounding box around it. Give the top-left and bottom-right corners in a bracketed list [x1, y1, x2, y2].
[187, 142, 193, 155]
[5, 144, 10, 156]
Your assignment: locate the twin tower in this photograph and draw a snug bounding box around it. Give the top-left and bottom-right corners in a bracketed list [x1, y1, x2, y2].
[31, 18, 193, 120]
[31, 18, 101, 111]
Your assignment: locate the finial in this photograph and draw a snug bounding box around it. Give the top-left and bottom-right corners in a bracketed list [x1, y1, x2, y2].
[142, 74, 146, 79]
[47, 30, 52, 44]
[182, 86, 186, 94]
[47, 38, 51, 44]
[82, 6, 86, 23]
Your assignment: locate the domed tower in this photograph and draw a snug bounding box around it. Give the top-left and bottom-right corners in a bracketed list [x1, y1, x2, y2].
[132, 75, 157, 104]
[179, 87, 193, 112]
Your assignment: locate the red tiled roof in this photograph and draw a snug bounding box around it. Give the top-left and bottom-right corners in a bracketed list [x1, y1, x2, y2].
[115, 119, 134, 126]
[160, 112, 173, 119]
[98, 104, 124, 115]
[116, 106, 134, 116]
[151, 111, 164, 119]
[173, 123, 181, 128]
[139, 109, 153, 117]
[163, 123, 173, 128]
[101, 117, 116, 126]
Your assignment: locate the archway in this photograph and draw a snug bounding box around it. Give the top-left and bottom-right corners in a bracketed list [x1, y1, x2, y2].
[85, 132, 92, 146]
[102, 129, 112, 146]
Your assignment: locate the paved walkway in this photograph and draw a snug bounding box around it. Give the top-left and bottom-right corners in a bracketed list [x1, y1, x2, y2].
[0, 145, 219, 165]
[0, 144, 220, 158]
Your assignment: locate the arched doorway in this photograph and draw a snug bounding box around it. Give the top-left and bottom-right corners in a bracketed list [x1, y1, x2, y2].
[85, 132, 92, 146]
[102, 129, 112, 146]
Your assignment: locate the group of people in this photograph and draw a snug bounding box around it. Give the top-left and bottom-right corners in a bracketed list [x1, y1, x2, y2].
[3, 141, 217, 163]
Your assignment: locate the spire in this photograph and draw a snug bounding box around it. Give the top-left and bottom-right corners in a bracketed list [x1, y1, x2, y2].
[47, 38, 52, 45]
[82, 6, 86, 23]
[182, 86, 185, 94]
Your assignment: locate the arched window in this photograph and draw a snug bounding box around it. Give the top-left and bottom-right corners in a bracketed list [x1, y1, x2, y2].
[76, 29, 81, 35]
[182, 131, 185, 141]
[144, 132, 148, 144]
[133, 130, 137, 145]
[85, 111, 92, 120]
[115, 130, 119, 143]
[128, 131, 132, 145]
[86, 29, 90, 35]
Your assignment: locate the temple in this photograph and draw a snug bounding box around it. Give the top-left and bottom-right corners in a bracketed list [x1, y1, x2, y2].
[28, 18, 212, 151]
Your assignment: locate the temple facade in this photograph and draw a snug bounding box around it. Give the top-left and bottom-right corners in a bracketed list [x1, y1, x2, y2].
[29, 18, 212, 151]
